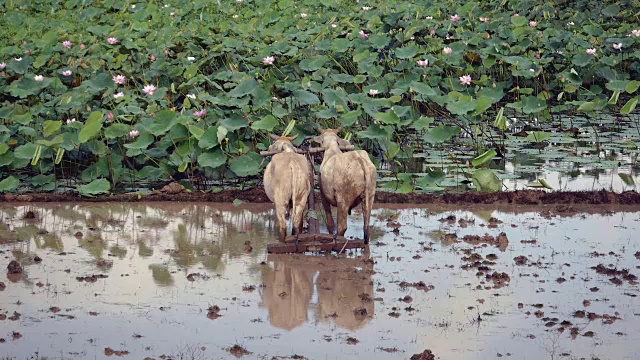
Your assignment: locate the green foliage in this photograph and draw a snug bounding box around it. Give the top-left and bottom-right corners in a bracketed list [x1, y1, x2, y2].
[0, 0, 638, 194]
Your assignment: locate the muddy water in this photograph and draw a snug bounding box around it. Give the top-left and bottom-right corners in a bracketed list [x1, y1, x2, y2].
[0, 203, 639, 359]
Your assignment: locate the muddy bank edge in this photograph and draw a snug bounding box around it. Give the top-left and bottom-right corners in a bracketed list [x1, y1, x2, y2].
[4, 188, 640, 205]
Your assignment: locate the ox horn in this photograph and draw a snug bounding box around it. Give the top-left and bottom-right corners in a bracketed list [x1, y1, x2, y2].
[260, 150, 281, 156]
[315, 124, 323, 132]
[308, 147, 327, 153]
[269, 133, 279, 140]
[335, 125, 343, 132]
[339, 145, 355, 151]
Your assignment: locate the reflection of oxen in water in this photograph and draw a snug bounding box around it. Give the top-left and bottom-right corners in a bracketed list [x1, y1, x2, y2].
[260, 254, 374, 331]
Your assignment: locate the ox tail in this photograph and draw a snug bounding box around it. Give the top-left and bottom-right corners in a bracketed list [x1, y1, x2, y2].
[355, 153, 372, 244]
[290, 162, 299, 237]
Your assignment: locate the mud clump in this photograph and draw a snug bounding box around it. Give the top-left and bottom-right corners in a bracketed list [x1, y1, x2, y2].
[486, 272, 511, 288]
[12, 331, 22, 340]
[243, 241, 253, 253]
[635, 251, 640, 260]
[7, 260, 23, 274]
[488, 217, 503, 228]
[76, 274, 108, 282]
[591, 264, 637, 283]
[23, 210, 37, 219]
[228, 344, 251, 357]
[439, 215, 457, 224]
[400, 295, 413, 303]
[96, 259, 113, 269]
[0, 282, 5, 291]
[207, 305, 222, 320]
[358, 293, 372, 302]
[346, 336, 359, 345]
[353, 307, 368, 320]
[463, 233, 508, 252]
[410, 349, 436, 360]
[33, 255, 42, 263]
[104, 347, 129, 357]
[49, 306, 60, 313]
[514, 256, 528, 265]
[74, 231, 83, 239]
[156, 181, 185, 194]
[399, 281, 434, 292]
[521, 239, 537, 244]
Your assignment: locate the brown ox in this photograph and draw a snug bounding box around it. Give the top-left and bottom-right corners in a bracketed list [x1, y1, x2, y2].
[310, 126, 376, 244]
[261, 134, 311, 244]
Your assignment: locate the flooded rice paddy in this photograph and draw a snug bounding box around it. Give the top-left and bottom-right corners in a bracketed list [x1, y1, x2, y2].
[1, 203, 639, 359]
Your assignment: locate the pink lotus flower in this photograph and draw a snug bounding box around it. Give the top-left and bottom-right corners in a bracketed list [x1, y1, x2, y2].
[450, 14, 460, 22]
[113, 75, 126, 85]
[62, 40, 71, 48]
[164, 49, 169, 55]
[425, 16, 433, 20]
[479, 17, 488, 22]
[62, 70, 72, 76]
[0, 63, 5, 70]
[300, 13, 308, 18]
[24, 50, 32, 55]
[586, 48, 597, 55]
[142, 84, 157, 96]
[80, 44, 85, 49]
[567, 22, 575, 27]
[362, 6, 371, 11]
[114, 92, 124, 99]
[107, 37, 118, 45]
[416, 59, 429, 67]
[535, 53, 540, 59]
[430, 29, 436, 35]
[368, 89, 378, 96]
[34, 75, 44, 81]
[459, 74, 472, 86]
[513, 13, 519, 16]
[529, 21, 537, 27]
[149, 55, 155, 61]
[262, 56, 275, 65]
[129, 130, 140, 138]
[66, 118, 76, 124]
[359, 30, 369, 39]
[556, 50, 563, 55]
[233, 14, 238, 19]
[193, 108, 207, 118]
[632, 29, 640, 37]
[613, 43, 622, 50]
[186, 93, 197, 99]
[443, 47, 453, 55]
[107, 112, 114, 120]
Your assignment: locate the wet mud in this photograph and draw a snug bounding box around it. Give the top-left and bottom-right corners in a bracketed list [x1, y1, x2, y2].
[5, 187, 640, 205]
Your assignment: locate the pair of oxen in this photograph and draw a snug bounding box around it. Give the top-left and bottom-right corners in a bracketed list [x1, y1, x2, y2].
[260, 126, 376, 247]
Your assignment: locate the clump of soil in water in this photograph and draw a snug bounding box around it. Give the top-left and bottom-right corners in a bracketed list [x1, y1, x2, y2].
[399, 281, 434, 292]
[33, 256, 42, 263]
[378, 347, 400, 353]
[400, 295, 413, 303]
[104, 347, 129, 356]
[488, 217, 503, 228]
[463, 233, 509, 252]
[346, 337, 359, 345]
[353, 307, 368, 320]
[358, 293, 372, 302]
[7, 260, 22, 274]
[207, 305, 221, 320]
[242, 285, 256, 292]
[0, 282, 5, 291]
[96, 259, 113, 269]
[243, 241, 253, 253]
[228, 344, 251, 357]
[514, 256, 527, 265]
[12, 332, 22, 340]
[635, 251, 640, 260]
[439, 215, 456, 224]
[591, 264, 637, 283]
[410, 349, 436, 360]
[76, 274, 108, 282]
[444, 233, 458, 243]
[22, 211, 36, 219]
[521, 239, 537, 244]
[74, 231, 83, 239]
[49, 307, 60, 313]
[486, 272, 510, 288]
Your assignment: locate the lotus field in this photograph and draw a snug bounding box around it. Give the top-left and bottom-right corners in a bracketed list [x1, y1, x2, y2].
[1, 0, 640, 195]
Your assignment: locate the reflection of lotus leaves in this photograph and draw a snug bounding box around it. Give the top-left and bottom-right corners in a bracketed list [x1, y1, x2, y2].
[37, 232, 64, 252]
[261, 257, 374, 331]
[79, 234, 107, 258]
[109, 245, 127, 259]
[137, 241, 154, 257]
[148, 264, 174, 287]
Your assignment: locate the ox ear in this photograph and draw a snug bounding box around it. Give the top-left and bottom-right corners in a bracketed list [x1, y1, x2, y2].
[311, 135, 323, 144]
[335, 125, 343, 133]
[315, 124, 323, 133]
[337, 137, 351, 147]
[269, 134, 279, 140]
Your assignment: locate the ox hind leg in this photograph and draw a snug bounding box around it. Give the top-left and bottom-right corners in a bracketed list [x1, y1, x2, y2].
[362, 193, 373, 245]
[275, 203, 288, 243]
[321, 196, 335, 237]
[336, 197, 351, 240]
